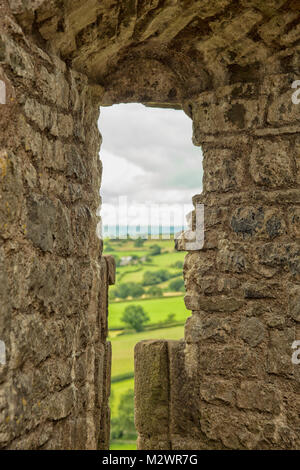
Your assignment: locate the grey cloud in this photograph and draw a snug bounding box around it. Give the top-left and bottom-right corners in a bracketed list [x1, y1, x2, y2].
[98, 104, 203, 205]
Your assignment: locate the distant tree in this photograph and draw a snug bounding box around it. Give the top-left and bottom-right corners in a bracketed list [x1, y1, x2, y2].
[143, 269, 170, 286]
[134, 237, 145, 247]
[142, 271, 161, 286]
[115, 284, 130, 299]
[149, 244, 161, 256]
[148, 286, 163, 297]
[113, 255, 120, 267]
[156, 269, 170, 281]
[171, 260, 184, 269]
[110, 389, 136, 440]
[166, 313, 176, 323]
[104, 242, 114, 252]
[109, 289, 116, 301]
[121, 305, 150, 332]
[128, 283, 145, 298]
[114, 283, 144, 300]
[169, 278, 185, 292]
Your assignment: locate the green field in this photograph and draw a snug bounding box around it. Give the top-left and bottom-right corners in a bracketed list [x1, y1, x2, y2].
[106, 238, 176, 252]
[115, 251, 184, 283]
[106, 238, 185, 290]
[110, 325, 186, 379]
[106, 237, 188, 450]
[117, 265, 180, 284]
[109, 295, 186, 330]
[108, 250, 149, 258]
[110, 440, 137, 450]
[110, 378, 134, 414]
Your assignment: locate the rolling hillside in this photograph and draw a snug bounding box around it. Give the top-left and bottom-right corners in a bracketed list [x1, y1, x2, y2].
[105, 237, 189, 450]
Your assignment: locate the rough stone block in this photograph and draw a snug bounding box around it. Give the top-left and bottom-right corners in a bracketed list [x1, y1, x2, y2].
[231, 207, 286, 240]
[288, 207, 300, 238]
[168, 340, 201, 439]
[242, 282, 276, 299]
[289, 286, 300, 322]
[239, 317, 266, 347]
[198, 345, 263, 378]
[104, 255, 116, 285]
[250, 139, 294, 188]
[267, 328, 296, 377]
[26, 195, 56, 252]
[200, 378, 236, 405]
[185, 314, 231, 344]
[256, 242, 300, 277]
[184, 293, 244, 313]
[134, 340, 170, 440]
[236, 381, 281, 414]
[203, 148, 246, 193]
[217, 240, 249, 273]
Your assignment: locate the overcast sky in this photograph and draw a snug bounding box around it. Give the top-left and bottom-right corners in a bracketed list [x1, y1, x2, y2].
[98, 104, 203, 229]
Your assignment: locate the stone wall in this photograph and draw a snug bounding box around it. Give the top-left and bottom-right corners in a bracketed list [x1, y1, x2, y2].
[135, 71, 300, 449]
[0, 5, 114, 449]
[1, 0, 300, 451]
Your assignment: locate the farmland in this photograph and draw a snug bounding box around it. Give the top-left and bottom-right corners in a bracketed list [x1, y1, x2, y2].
[105, 237, 189, 450]
[109, 296, 186, 330]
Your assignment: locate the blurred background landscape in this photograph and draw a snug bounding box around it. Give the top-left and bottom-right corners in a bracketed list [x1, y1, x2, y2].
[105, 235, 188, 450]
[99, 103, 202, 449]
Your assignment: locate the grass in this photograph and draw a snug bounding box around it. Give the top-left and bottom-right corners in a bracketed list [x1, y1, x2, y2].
[109, 325, 186, 379]
[108, 250, 149, 258]
[110, 378, 134, 415]
[114, 253, 184, 282]
[150, 251, 185, 267]
[106, 238, 176, 253]
[159, 275, 183, 289]
[106, 237, 188, 450]
[108, 295, 186, 330]
[106, 238, 185, 290]
[118, 266, 181, 285]
[110, 440, 137, 450]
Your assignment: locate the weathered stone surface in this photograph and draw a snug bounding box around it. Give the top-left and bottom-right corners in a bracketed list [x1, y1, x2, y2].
[249, 140, 294, 188]
[217, 240, 249, 273]
[184, 293, 244, 313]
[239, 317, 266, 347]
[134, 340, 170, 446]
[267, 329, 296, 377]
[289, 286, 300, 322]
[256, 243, 300, 277]
[242, 282, 276, 299]
[236, 381, 281, 414]
[288, 207, 300, 239]
[1, 0, 300, 452]
[264, 310, 285, 329]
[200, 378, 235, 405]
[185, 314, 231, 344]
[203, 148, 246, 193]
[168, 340, 201, 440]
[198, 345, 263, 378]
[231, 207, 286, 240]
[0, 7, 114, 449]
